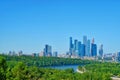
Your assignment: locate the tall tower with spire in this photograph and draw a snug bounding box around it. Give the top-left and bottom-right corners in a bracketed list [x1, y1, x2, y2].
[92, 38, 94, 44]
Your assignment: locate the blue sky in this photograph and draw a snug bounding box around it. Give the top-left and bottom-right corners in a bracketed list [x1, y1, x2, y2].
[0, 0, 120, 54]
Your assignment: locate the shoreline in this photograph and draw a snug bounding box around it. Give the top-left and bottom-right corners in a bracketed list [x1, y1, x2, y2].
[76, 69, 84, 74]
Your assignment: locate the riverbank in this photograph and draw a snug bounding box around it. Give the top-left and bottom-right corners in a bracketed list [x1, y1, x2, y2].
[111, 77, 120, 80]
[76, 69, 84, 73]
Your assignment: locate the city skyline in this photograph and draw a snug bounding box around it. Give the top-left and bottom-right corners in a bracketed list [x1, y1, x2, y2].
[0, 0, 120, 54]
[69, 36, 97, 57]
[0, 36, 113, 55]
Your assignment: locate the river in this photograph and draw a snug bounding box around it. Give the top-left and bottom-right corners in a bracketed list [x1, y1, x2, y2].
[45, 65, 80, 72]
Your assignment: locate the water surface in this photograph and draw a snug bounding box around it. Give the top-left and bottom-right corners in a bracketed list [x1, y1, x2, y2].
[45, 65, 80, 72]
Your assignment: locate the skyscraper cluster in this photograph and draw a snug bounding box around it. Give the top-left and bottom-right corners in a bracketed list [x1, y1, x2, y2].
[44, 44, 52, 57]
[69, 36, 98, 58]
[42, 44, 58, 57]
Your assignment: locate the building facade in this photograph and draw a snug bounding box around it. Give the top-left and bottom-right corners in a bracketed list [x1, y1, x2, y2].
[99, 44, 103, 57]
[91, 44, 97, 57]
[44, 44, 52, 57]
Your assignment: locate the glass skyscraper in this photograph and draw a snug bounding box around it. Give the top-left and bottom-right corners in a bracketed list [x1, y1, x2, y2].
[74, 39, 78, 51]
[99, 44, 103, 57]
[44, 44, 52, 57]
[86, 40, 90, 57]
[83, 36, 87, 45]
[80, 44, 85, 57]
[91, 39, 97, 57]
[69, 37, 73, 55]
[83, 36, 91, 57]
[53, 52, 58, 57]
[78, 41, 81, 57]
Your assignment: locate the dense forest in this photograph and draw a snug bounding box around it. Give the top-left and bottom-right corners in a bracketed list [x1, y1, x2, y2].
[0, 54, 120, 80]
[2, 55, 96, 67]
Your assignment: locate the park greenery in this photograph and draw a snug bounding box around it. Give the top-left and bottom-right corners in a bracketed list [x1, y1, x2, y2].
[0, 54, 120, 80]
[3, 55, 93, 67]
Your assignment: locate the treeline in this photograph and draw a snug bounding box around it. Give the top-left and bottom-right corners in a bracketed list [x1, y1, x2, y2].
[0, 55, 112, 80]
[1, 54, 97, 67]
[85, 62, 120, 77]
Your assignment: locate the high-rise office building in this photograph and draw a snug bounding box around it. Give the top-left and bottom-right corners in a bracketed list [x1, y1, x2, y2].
[48, 46, 52, 56]
[83, 36, 88, 56]
[117, 52, 120, 61]
[92, 38, 94, 44]
[69, 37, 73, 55]
[91, 44, 97, 57]
[91, 38, 97, 57]
[86, 40, 90, 57]
[99, 44, 103, 57]
[80, 44, 85, 57]
[44, 44, 52, 57]
[53, 52, 58, 57]
[117, 52, 120, 57]
[83, 36, 87, 45]
[78, 41, 81, 57]
[83, 36, 91, 57]
[74, 39, 78, 51]
[44, 44, 49, 56]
